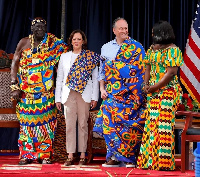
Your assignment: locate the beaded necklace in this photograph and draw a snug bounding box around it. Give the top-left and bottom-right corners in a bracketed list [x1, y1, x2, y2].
[29, 34, 44, 54]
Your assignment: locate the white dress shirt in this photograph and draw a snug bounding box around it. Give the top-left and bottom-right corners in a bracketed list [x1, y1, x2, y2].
[98, 38, 120, 81]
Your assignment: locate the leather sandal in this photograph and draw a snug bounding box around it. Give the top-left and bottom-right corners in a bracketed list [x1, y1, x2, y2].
[79, 158, 87, 165]
[64, 158, 74, 166]
[41, 158, 52, 164]
[18, 158, 32, 165]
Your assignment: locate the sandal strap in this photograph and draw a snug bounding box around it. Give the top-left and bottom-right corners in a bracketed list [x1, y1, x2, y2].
[80, 158, 86, 162]
[64, 158, 74, 166]
[42, 158, 52, 164]
[66, 158, 74, 162]
[20, 158, 27, 161]
[44, 158, 51, 160]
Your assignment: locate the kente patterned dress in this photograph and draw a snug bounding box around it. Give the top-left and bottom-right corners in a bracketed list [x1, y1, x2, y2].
[94, 37, 147, 164]
[17, 33, 68, 160]
[137, 46, 183, 170]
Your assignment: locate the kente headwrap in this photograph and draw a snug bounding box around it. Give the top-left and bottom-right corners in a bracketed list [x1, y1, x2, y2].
[66, 49, 101, 93]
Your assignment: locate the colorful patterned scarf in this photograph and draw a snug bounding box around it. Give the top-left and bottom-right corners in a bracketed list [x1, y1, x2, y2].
[66, 49, 100, 93]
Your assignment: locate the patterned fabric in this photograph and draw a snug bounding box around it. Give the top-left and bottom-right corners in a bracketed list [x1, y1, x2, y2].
[137, 46, 183, 170]
[0, 114, 18, 121]
[143, 45, 183, 96]
[17, 33, 68, 160]
[66, 49, 100, 93]
[53, 113, 67, 162]
[90, 110, 105, 139]
[93, 37, 147, 164]
[0, 72, 13, 108]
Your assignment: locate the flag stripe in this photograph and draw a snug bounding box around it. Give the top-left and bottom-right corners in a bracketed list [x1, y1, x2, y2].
[180, 70, 200, 106]
[180, 2, 200, 108]
[181, 63, 200, 94]
[184, 53, 200, 83]
[191, 25, 200, 51]
[187, 30, 200, 66]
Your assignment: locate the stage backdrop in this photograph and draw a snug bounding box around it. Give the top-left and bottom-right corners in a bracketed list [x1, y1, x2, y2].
[0, 0, 198, 151]
[0, 0, 199, 53]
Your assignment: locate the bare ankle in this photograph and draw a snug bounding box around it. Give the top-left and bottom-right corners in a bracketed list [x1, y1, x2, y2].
[68, 153, 73, 159]
[80, 152, 85, 159]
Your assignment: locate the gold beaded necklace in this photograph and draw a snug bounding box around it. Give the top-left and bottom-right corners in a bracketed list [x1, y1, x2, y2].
[29, 34, 43, 54]
[29, 34, 45, 65]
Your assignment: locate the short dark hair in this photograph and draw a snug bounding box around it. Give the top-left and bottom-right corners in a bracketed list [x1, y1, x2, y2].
[152, 21, 175, 44]
[112, 17, 128, 28]
[67, 29, 87, 51]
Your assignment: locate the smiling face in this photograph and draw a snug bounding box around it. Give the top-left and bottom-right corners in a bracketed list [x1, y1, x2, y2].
[113, 19, 128, 41]
[71, 32, 84, 51]
[31, 22, 47, 41]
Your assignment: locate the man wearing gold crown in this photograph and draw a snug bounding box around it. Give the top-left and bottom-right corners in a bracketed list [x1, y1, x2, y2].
[10, 17, 68, 165]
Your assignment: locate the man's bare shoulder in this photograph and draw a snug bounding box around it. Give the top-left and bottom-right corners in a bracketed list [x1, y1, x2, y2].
[17, 37, 30, 50]
[19, 37, 29, 44]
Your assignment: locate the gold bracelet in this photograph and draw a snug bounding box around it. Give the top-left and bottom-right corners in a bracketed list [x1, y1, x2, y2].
[10, 83, 20, 92]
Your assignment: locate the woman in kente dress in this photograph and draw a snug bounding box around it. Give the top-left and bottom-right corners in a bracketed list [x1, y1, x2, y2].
[137, 21, 183, 170]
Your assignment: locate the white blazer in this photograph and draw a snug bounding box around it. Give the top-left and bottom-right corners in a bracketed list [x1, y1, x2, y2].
[55, 51, 99, 104]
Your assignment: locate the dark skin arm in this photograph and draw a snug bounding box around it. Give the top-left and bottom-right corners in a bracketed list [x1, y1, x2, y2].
[144, 64, 151, 93]
[90, 100, 97, 109]
[145, 66, 178, 94]
[11, 37, 30, 99]
[145, 43, 178, 94]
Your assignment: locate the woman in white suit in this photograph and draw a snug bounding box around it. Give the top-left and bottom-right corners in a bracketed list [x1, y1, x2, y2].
[55, 30, 99, 166]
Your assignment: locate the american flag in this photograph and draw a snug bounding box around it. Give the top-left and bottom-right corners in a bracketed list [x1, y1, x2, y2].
[180, 2, 200, 108]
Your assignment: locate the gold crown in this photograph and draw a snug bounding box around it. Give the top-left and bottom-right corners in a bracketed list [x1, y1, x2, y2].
[31, 19, 46, 26]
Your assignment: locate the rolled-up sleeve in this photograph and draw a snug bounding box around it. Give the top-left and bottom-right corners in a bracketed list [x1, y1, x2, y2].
[98, 60, 105, 81]
[98, 39, 120, 81]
